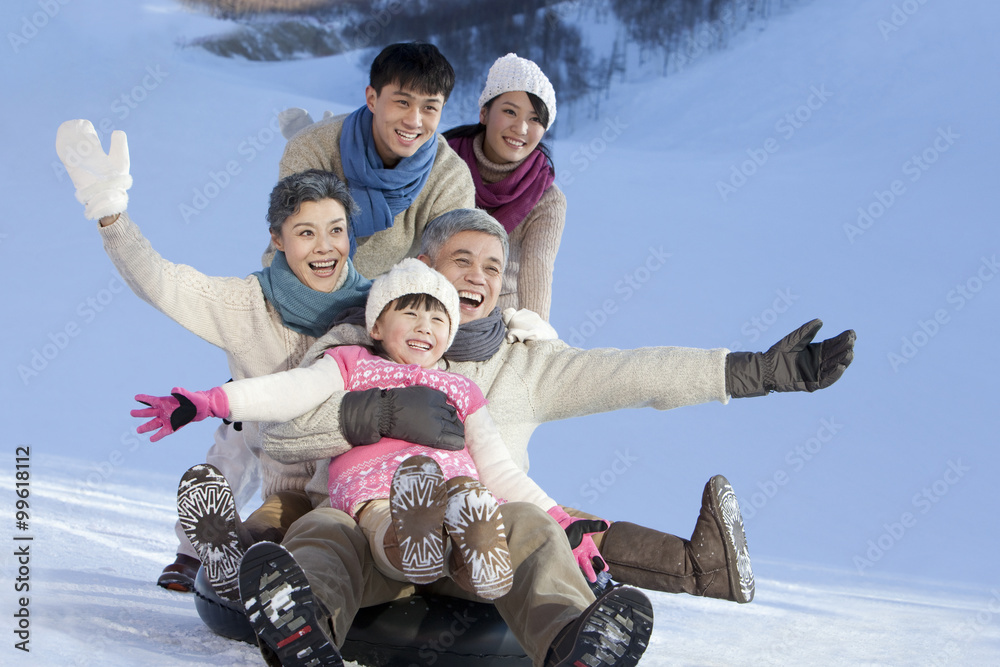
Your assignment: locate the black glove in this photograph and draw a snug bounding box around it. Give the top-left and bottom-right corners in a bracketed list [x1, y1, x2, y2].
[726, 319, 856, 398]
[340, 386, 465, 450]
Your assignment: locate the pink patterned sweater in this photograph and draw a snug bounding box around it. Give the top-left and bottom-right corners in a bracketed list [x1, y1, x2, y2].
[325, 346, 486, 517]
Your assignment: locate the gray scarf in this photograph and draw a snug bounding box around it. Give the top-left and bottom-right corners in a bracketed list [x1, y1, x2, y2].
[445, 308, 506, 362]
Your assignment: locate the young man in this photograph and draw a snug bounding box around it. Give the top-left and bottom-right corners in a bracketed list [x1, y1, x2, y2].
[278, 42, 475, 278]
[157, 42, 475, 593]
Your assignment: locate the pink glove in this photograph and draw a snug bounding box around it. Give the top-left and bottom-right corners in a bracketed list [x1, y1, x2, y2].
[131, 387, 229, 442]
[547, 505, 610, 583]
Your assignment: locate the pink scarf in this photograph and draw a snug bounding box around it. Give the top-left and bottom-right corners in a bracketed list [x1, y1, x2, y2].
[449, 135, 555, 233]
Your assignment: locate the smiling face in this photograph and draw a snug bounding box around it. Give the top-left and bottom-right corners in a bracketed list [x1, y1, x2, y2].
[371, 296, 452, 368]
[270, 198, 350, 293]
[419, 231, 504, 324]
[366, 81, 445, 168]
[479, 91, 547, 165]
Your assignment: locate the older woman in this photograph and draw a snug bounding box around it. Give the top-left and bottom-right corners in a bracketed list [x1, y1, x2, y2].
[443, 53, 566, 321]
[55, 120, 457, 596]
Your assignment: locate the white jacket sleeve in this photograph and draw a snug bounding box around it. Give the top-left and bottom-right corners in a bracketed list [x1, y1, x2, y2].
[222, 354, 345, 422]
[464, 408, 557, 511]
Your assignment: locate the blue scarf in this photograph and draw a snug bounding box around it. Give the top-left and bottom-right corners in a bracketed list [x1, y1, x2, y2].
[339, 105, 438, 254]
[253, 251, 372, 338]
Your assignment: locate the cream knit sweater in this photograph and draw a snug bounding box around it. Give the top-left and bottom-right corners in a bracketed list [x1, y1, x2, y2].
[261, 325, 731, 508]
[468, 134, 566, 320]
[279, 114, 476, 278]
[99, 212, 340, 498]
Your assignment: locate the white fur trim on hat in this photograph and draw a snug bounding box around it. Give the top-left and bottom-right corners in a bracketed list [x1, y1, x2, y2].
[478, 53, 557, 128]
[366, 258, 461, 349]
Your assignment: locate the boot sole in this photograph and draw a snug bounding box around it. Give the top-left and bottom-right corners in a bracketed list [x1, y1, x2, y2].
[177, 464, 244, 601]
[239, 542, 343, 667]
[708, 475, 755, 603]
[390, 456, 447, 584]
[444, 478, 513, 600]
[549, 585, 654, 667]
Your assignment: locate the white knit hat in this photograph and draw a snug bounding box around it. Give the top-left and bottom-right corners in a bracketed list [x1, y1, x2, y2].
[366, 258, 461, 349]
[478, 53, 557, 128]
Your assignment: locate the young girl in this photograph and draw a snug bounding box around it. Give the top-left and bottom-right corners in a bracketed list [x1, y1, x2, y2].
[133, 259, 603, 600]
[443, 53, 566, 321]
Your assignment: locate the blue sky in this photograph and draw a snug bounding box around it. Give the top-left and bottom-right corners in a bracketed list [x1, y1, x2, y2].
[2, 0, 998, 610]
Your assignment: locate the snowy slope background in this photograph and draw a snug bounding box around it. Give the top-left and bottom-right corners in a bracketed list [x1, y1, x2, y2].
[1, 0, 999, 664]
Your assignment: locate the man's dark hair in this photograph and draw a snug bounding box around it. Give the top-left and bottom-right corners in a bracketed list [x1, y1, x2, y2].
[369, 42, 456, 101]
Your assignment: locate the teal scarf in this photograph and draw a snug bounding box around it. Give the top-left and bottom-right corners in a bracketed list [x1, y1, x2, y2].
[253, 251, 372, 338]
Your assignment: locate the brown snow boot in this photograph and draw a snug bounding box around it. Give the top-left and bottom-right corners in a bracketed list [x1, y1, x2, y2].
[599, 475, 754, 603]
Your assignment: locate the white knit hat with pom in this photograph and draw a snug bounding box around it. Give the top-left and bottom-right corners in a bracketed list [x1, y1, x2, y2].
[478, 53, 557, 128]
[366, 258, 461, 349]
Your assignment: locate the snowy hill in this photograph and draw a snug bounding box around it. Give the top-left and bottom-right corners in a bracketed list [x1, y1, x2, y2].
[2, 0, 999, 664]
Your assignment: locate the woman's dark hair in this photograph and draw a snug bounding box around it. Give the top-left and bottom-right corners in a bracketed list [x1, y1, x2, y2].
[267, 169, 357, 235]
[443, 92, 554, 169]
[370, 42, 456, 101]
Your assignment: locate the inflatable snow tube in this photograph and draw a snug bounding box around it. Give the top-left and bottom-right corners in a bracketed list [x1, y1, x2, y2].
[192, 565, 256, 645]
[342, 594, 530, 667]
[193, 565, 530, 665]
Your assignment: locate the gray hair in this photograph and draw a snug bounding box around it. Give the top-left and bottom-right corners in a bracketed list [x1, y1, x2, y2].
[420, 209, 509, 269]
[267, 169, 358, 235]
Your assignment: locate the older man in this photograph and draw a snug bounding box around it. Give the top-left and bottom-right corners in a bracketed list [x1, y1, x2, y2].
[173, 208, 851, 665]
[260, 208, 855, 607]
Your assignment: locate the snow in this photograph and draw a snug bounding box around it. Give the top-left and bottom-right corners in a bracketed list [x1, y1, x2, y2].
[2, 0, 999, 664]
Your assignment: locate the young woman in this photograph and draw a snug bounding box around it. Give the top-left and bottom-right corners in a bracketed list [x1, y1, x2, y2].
[443, 53, 566, 321]
[133, 259, 608, 600]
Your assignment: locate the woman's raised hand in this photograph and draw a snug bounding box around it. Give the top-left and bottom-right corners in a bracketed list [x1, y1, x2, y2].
[55, 119, 132, 220]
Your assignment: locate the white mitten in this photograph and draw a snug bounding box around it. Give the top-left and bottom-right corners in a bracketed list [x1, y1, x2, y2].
[503, 308, 559, 343]
[278, 107, 314, 140]
[279, 108, 336, 140]
[55, 120, 132, 220]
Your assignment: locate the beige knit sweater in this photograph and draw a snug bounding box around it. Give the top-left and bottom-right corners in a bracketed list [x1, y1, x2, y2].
[99, 212, 339, 498]
[260, 325, 731, 508]
[279, 114, 476, 278]
[469, 134, 566, 320]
